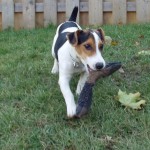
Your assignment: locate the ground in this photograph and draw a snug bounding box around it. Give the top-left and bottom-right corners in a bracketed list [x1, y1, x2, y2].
[0, 24, 150, 150]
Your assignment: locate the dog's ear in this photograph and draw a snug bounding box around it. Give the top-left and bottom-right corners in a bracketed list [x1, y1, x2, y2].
[97, 28, 105, 43]
[67, 30, 83, 46]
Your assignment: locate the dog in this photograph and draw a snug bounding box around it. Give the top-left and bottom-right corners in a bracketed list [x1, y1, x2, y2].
[51, 7, 106, 118]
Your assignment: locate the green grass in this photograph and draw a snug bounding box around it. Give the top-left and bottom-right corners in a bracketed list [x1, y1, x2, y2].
[0, 24, 150, 150]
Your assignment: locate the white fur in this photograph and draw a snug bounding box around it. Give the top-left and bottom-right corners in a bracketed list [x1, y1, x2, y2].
[51, 22, 105, 117]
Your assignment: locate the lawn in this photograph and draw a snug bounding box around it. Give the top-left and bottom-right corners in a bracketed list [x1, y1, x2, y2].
[0, 24, 150, 150]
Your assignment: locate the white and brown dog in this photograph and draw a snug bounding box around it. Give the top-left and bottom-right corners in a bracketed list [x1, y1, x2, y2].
[51, 7, 106, 118]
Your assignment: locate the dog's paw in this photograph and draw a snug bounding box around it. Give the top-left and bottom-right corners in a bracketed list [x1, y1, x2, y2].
[67, 105, 76, 118]
[76, 85, 82, 95]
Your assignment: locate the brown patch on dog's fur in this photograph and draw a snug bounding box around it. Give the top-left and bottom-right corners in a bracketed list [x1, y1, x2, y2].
[98, 41, 104, 51]
[96, 28, 105, 43]
[67, 29, 105, 59]
[75, 33, 96, 59]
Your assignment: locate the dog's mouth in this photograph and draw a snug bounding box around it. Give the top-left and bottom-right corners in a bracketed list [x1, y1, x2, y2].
[87, 65, 94, 72]
[87, 64, 105, 72]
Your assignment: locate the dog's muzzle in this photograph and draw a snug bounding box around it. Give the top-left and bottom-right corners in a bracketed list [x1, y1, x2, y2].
[95, 62, 104, 70]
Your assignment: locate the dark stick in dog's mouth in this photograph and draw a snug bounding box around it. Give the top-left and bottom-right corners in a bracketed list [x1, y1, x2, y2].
[75, 62, 122, 118]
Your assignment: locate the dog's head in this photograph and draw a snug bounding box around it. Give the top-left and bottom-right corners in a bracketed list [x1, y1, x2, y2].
[67, 29, 106, 72]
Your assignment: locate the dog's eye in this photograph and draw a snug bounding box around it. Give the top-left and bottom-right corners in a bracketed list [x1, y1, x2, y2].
[84, 44, 92, 50]
[99, 44, 104, 51]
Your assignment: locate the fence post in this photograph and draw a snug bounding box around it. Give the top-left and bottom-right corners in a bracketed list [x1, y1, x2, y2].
[44, 0, 57, 27]
[66, 0, 79, 23]
[2, 0, 14, 30]
[89, 0, 103, 25]
[136, 0, 150, 23]
[112, 0, 127, 24]
[23, 0, 35, 29]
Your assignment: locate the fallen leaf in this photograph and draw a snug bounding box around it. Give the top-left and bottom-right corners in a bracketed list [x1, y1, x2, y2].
[138, 50, 150, 56]
[138, 35, 144, 39]
[135, 41, 140, 46]
[118, 67, 125, 74]
[111, 41, 118, 46]
[117, 89, 146, 110]
[100, 135, 113, 143]
[105, 36, 112, 46]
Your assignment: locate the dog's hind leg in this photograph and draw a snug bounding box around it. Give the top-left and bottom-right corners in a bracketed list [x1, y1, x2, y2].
[76, 72, 89, 95]
[51, 59, 59, 74]
[59, 74, 76, 118]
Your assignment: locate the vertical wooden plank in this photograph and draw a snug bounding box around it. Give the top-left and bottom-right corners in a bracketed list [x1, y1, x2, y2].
[0, 0, 2, 31]
[136, 0, 150, 23]
[145, 0, 150, 22]
[80, 12, 89, 25]
[57, 12, 65, 24]
[15, 13, 23, 30]
[89, 0, 103, 25]
[2, 0, 14, 30]
[136, 0, 144, 23]
[104, 12, 113, 25]
[112, 0, 126, 24]
[23, 0, 35, 29]
[127, 12, 136, 24]
[44, 0, 57, 27]
[36, 12, 44, 28]
[0, 13, 2, 31]
[66, 0, 79, 23]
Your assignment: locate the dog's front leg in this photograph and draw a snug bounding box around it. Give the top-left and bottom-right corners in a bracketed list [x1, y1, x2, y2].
[51, 58, 59, 74]
[76, 72, 89, 95]
[59, 74, 76, 118]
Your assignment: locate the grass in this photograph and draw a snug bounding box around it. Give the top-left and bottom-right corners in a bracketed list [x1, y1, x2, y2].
[0, 24, 150, 150]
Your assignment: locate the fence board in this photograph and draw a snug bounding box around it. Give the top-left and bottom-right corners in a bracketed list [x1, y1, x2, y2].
[36, 3, 43, 12]
[103, 2, 112, 12]
[15, 3, 22, 12]
[127, 2, 136, 12]
[66, 0, 79, 23]
[0, 2, 139, 13]
[58, 2, 65, 12]
[23, 0, 35, 29]
[89, 0, 103, 25]
[44, 0, 57, 27]
[80, 2, 88, 12]
[2, 0, 14, 29]
[0, 1, 150, 30]
[136, 0, 150, 23]
[113, 0, 126, 24]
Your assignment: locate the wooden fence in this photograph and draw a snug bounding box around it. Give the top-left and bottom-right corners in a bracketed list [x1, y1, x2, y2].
[0, 0, 150, 30]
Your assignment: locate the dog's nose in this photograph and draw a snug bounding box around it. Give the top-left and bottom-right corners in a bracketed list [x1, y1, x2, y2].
[95, 62, 104, 70]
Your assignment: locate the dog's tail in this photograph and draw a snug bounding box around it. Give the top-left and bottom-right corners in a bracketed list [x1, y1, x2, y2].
[68, 6, 78, 22]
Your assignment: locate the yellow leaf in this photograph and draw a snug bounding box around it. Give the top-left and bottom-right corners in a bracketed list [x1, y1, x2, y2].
[117, 89, 146, 110]
[105, 36, 112, 46]
[111, 41, 118, 46]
